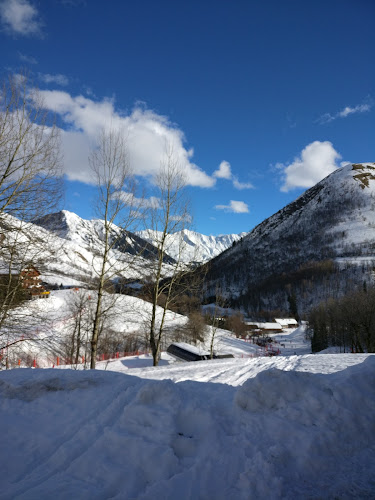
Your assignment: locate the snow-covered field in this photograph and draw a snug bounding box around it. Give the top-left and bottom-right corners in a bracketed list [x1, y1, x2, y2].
[4, 288, 263, 369]
[1, 353, 374, 499]
[1, 286, 374, 498]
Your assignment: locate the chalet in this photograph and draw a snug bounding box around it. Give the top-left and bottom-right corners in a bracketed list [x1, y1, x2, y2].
[245, 322, 283, 333]
[20, 266, 50, 299]
[274, 318, 298, 329]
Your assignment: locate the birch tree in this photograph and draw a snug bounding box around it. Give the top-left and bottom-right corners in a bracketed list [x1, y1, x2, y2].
[144, 149, 194, 366]
[88, 127, 139, 368]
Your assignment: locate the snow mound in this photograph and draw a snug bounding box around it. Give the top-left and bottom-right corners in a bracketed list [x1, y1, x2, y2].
[1, 355, 374, 499]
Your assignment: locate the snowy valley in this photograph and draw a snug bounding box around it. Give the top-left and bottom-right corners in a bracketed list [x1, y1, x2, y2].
[1, 165, 375, 499]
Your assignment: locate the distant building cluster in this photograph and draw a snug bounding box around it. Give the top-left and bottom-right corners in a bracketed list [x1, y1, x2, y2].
[245, 318, 298, 334]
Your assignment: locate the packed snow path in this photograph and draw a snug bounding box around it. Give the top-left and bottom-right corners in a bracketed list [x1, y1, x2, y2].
[1, 354, 374, 499]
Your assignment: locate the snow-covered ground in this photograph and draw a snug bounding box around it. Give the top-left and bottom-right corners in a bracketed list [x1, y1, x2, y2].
[1, 353, 374, 499]
[2, 289, 374, 498]
[4, 289, 263, 369]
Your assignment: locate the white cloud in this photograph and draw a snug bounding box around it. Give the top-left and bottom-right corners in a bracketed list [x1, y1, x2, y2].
[232, 177, 254, 190]
[215, 200, 249, 213]
[0, 0, 42, 36]
[213, 160, 253, 190]
[114, 192, 161, 210]
[39, 73, 69, 86]
[18, 51, 37, 64]
[277, 141, 342, 192]
[338, 103, 371, 118]
[170, 213, 192, 223]
[213, 160, 232, 179]
[318, 101, 372, 124]
[39, 90, 215, 188]
[45, 92, 251, 192]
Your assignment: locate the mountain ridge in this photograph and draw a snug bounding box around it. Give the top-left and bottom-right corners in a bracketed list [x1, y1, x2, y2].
[202, 163, 375, 314]
[136, 228, 248, 263]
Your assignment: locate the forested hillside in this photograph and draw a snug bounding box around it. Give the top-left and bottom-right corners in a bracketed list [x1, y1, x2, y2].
[202, 163, 375, 316]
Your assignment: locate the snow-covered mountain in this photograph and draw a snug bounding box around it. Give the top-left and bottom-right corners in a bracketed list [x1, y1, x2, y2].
[2, 210, 245, 288]
[137, 229, 248, 263]
[203, 163, 375, 313]
[35, 210, 247, 266]
[0, 211, 162, 287]
[34, 210, 172, 262]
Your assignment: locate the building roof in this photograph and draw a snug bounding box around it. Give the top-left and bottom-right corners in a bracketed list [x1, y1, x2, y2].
[274, 318, 298, 326]
[246, 322, 282, 330]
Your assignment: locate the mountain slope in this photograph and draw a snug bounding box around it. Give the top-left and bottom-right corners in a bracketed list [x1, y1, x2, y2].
[203, 163, 375, 314]
[137, 228, 247, 263]
[34, 210, 174, 263]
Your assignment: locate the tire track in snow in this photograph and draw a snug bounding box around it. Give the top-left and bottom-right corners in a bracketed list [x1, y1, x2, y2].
[2, 376, 141, 500]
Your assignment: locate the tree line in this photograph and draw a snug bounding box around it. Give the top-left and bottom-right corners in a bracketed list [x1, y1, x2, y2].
[308, 287, 375, 353]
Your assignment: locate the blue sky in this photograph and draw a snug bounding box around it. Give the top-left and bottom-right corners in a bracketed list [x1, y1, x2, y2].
[0, 0, 374, 235]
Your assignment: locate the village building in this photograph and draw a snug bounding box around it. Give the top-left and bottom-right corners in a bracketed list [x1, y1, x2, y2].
[20, 266, 50, 299]
[245, 322, 283, 334]
[274, 318, 298, 328]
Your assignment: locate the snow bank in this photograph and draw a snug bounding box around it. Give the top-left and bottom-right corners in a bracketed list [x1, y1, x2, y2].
[1, 354, 374, 499]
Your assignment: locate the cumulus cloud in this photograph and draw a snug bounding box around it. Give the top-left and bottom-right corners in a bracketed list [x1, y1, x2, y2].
[213, 160, 253, 189]
[39, 88, 253, 192]
[0, 0, 43, 36]
[213, 160, 232, 179]
[277, 141, 342, 192]
[215, 200, 249, 213]
[318, 101, 372, 124]
[38, 73, 69, 86]
[38, 90, 215, 188]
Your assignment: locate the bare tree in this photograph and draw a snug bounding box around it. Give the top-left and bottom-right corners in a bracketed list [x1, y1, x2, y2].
[184, 311, 207, 344]
[205, 286, 227, 359]
[226, 311, 247, 338]
[88, 127, 140, 368]
[60, 288, 93, 367]
[0, 72, 62, 220]
[0, 72, 62, 366]
[144, 148, 194, 366]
